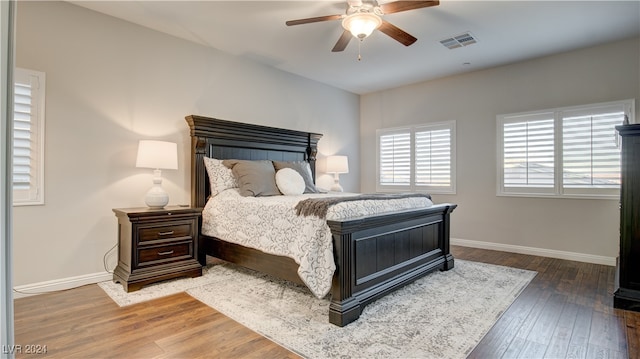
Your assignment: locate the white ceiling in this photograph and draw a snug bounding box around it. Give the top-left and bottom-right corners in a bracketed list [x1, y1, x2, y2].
[69, 1, 640, 94]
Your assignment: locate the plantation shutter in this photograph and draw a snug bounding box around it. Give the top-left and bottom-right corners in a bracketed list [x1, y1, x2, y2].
[13, 81, 33, 190]
[502, 115, 555, 188]
[562, 106, 624, 189]
[379, 131, 411, 186]
[415, 128, 451, 187]
[377, 121, 456, 193]
[13, 68, 44, 205]
[498, 99, 630, 198]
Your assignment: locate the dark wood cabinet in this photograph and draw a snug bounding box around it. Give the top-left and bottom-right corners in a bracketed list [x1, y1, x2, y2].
[112, 206, 203, 292]
[614, 124, 640, 310]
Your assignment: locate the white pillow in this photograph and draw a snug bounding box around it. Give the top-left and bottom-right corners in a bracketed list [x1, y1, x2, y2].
[203, 157, 238, 196]
[275, 168, 305, 196]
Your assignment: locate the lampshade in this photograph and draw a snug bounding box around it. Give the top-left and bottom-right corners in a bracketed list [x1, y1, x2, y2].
[136, 140, 178, 170]
[342, 12, 382, 39]
[326, 155, 349, 174]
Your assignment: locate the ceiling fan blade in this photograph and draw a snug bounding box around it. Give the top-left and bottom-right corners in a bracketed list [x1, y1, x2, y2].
[332, 30, 352, 52]
[379, 1, 439, 14]
[286, 14, 344, 26]
[378, 20, 417, 46]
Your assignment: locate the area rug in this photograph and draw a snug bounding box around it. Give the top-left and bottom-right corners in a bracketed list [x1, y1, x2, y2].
[98, 270, 223, 306]
[101, 259, 535, 358]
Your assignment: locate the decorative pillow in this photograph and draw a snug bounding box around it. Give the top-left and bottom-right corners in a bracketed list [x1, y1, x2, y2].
[203, 157, 237, 196]
[275, 168, 305, 196]
[222, 159, 280, 197]
[272, 160, 319, 193]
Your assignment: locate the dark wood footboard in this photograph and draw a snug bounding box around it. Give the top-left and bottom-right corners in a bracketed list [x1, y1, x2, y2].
[327, 203, 456, 326]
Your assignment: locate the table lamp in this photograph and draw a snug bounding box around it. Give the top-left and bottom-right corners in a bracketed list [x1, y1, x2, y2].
[326, 155, 349, 192]
[136, 140, 178, 208]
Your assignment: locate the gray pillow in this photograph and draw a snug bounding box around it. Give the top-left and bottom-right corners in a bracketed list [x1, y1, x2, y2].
[272, 160, 319, 193]
[222, 160, 281, 197]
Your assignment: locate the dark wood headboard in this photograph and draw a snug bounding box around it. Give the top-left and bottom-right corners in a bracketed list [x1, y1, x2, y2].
[185, 115, 323, 208]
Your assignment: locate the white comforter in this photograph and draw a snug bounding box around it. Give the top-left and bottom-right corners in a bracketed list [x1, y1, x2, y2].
[202, 189, 433, 298]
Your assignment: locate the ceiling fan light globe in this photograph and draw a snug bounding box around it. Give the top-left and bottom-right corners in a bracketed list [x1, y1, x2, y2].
[342, 12, 381, 39]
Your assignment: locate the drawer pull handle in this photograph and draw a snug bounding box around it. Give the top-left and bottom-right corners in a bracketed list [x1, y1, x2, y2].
[158, 231, 174, 236]
[158, 250, 174, 256]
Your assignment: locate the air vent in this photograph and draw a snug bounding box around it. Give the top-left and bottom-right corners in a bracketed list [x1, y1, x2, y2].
[440, 32, 478, 49]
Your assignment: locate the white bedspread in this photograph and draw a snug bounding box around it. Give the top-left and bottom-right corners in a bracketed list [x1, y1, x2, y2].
[202, 189, 433, 298]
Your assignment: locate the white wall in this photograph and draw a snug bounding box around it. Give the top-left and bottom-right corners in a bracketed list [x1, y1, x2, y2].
[12, 1, 360, 286]
[361, 37, 640, 261]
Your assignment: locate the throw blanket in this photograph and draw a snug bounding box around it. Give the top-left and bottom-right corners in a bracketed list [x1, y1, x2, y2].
[295, 193, 432, 219]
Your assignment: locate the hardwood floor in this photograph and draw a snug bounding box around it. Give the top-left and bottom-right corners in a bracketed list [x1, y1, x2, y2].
[13, 246, 640, 358]
[458, 247, 638, 359]
[13, 285, 299, 358]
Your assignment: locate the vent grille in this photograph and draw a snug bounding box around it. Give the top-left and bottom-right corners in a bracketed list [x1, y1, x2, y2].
[440, 32, 477, 49]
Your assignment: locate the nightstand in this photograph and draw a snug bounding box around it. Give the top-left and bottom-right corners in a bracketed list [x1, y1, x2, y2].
[112, 206, 203, 292]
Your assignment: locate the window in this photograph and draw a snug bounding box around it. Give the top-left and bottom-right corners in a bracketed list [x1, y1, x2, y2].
[497, 100, 634, 199]
[377, 121, 456, 194]
[13, 68, 45, 205]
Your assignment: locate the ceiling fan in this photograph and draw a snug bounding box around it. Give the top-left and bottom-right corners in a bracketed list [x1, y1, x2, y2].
[285, 1, 440, 52]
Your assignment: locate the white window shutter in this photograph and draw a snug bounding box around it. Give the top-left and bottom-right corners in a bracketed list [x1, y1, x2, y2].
[415, 128, 451, 187]
[13, 82, 32, 190]
[13, 68, 45, 205]
[503, 118, 555, 188]
[379, 131, 411, 185]
[562, 108, 624, 189]
[377, 121, 456, 193]
[498, 99, 632, 199]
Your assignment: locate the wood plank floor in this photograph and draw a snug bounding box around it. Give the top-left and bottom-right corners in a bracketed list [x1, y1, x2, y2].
[13, 246, 640, 358]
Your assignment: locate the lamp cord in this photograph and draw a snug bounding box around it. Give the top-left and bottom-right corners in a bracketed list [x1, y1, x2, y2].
[103, 242, 118, 273]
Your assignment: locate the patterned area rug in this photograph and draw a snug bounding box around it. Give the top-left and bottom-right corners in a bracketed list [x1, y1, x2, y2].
[98, 269, 222, 306]
[100, 260, 536, 358]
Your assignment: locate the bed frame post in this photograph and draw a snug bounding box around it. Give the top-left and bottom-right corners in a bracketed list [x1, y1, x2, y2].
[442, 205, 456, 271]
[306, 133, 321, 180]
[190, 135, 208, 265]
[190, 136, 208, 209]
[328, 231, 362, 326]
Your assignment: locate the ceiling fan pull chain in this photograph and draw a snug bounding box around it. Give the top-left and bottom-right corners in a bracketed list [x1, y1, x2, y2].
[358, 39, 362, 61]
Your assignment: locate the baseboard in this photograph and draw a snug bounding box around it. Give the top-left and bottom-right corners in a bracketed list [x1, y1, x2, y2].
[451, 238, 616, 267]
[12, 239, 615, 298]
[13, 271, 112, 299]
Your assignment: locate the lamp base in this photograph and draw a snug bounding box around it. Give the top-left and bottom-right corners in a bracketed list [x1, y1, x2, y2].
[144, 185, 169, 209]
[330, 173, 344, 192]
[145, 170, 169, 209]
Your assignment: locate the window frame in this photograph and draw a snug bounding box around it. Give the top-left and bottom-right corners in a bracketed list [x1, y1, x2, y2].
[13, 67, 45, 206]
[496, 99, 634, 200]
[376, 120, 456, 194]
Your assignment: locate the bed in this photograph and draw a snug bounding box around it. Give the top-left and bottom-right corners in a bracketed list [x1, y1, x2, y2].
[186, 115, 457, 326]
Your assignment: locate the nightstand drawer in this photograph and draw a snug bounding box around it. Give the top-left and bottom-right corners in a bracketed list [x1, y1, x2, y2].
[138, 223, 193, 243]
[138, 242, 193, 266]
